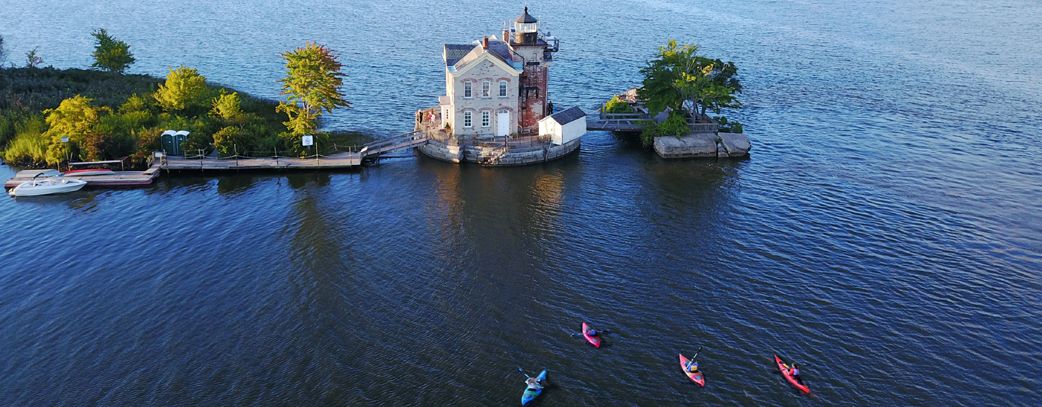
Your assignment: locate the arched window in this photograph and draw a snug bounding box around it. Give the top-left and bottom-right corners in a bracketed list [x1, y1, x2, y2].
[464, 82, 472, 98]
[463, 111, 473, 128]
[499, 80, 508, 97]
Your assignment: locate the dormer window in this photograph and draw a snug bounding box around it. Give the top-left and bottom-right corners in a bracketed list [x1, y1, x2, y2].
[464, 82, 473, 98]
[499, 80, 508, 97]
[482, 81, 491, 98]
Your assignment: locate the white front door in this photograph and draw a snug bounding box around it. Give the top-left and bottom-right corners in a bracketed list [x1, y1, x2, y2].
[497, 111, 510, 137]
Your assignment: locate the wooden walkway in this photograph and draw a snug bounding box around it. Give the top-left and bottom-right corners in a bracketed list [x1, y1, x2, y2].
[5, 132, 432, 189]
[158, 132, 428, 171]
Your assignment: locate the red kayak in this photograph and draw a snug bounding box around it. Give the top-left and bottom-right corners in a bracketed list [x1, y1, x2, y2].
[774, 354, 810, 394]
[678, 354, 705, 387]
[581, 322, 602, 348]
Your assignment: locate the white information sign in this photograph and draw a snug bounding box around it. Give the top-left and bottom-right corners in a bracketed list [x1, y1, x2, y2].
[301, 135, 314, 146]
[60, 136, 69, 143]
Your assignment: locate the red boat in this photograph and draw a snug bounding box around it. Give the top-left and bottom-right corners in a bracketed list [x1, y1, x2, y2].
[64, 168, 115, 177]
[581, 322, 602, 348]
[774, 354, 810, 394]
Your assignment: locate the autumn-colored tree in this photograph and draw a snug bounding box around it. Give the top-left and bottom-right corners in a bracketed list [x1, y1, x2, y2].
[91, 28, 135, 74]
[276, 42, 350, 136]
[42, 95, 102, 164]
[154, 66, 211, 112]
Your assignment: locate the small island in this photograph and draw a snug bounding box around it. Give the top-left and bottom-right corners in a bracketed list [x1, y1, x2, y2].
[0, 30, 369, 170]
[591, 40, 750, 159]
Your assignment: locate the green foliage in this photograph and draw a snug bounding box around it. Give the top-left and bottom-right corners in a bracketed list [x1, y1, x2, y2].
[2, 114, 48, 164]
[0, 68, 163, 111]
[25, 47, 43, 69]
[211, 90, 245, 123]
[91, 29, 135, 74]
[277, 42, 350, 136]
[659, 111, 690, 137]
[2, 118, 49, 164]
[638, 121, 660, 147]
[212, 125, 251, 156]
[154, 66, 211, 112]
[637, 112, 691, 147]
[0, 36, 371, 167]
[119, 94, 151, 113]
[604, 95, 635, 113]
[638, 39, 741, 119]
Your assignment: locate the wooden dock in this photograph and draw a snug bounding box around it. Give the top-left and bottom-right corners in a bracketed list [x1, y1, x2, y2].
[4, 132, 431, 190]
[157, 132, 429, 171]
[4, 165, 161, 189]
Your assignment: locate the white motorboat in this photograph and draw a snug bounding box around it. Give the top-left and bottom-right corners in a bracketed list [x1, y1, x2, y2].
[9, 174, 87, 197]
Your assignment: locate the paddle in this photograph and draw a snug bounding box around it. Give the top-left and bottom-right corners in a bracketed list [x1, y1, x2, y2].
[692, 345, 704, 361]
[517, 367, 531, 379]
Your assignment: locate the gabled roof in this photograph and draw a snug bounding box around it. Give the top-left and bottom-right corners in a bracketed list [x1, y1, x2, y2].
[451, 38, 522, 74]
[545, 106, 586, 125]
[444, 44, 475, 66]
[517, 7, 537, 23]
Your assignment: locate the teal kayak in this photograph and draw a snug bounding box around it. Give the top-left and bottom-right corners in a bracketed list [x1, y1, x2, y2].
[520, 369, 547, 406]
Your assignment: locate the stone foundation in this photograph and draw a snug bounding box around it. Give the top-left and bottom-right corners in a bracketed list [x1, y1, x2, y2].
[653, 132, 750, 159]
[418, 138, 580, 166]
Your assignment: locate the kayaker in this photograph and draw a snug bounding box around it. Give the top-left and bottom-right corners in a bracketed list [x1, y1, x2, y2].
[525, 376, 543, 390]
[586, 327, 599, 337]
[790, 363, 802, 383]
[685, 358, 699, 373]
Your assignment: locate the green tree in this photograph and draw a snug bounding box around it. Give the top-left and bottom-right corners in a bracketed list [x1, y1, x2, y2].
[25, 47, 43, 68]
[637, 39, 741, 120]
[211, 90, 245, 123]
[276, 42, 350, 137]
[91, 28, 135, 74]
[154, 66, 211, 112]
[42, 95, 102, 164]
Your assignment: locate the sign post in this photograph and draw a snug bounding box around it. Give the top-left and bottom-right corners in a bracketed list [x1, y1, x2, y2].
[302, 135, 315, 165]
[60, 136, 70, 171]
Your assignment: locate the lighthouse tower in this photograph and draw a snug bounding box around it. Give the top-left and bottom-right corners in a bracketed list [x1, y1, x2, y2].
[509, 7, 559, 134]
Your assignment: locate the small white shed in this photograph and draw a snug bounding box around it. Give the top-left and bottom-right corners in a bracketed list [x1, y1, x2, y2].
[539, 106, 587, 145]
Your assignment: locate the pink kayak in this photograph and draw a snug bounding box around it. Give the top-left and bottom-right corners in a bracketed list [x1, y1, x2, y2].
[678, 354, 705, 387]
[581, 322, 601, 348]
[774, 354, 810, 394]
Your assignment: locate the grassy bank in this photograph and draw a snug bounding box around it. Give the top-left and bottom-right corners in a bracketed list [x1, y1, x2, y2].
[0, 67, 371, 168]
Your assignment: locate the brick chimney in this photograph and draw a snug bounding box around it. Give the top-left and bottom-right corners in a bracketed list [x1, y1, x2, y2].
[482, 36, 489, 49]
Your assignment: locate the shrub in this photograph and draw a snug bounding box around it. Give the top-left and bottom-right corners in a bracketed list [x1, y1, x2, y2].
[2, 116, 49, 165]
[212, 126, 251, 156]
[604, 95, 635, 113]
[658, 111, 690, 137]
[154, 66, 211, 113]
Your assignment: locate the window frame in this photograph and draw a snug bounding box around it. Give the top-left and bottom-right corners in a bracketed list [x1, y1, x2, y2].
[463, 111, 473, 128]
[481, 110, 491, 127]
[463, 81, 473, 99]
[481, 80, 491, 98]
[499, 80, 508, 97]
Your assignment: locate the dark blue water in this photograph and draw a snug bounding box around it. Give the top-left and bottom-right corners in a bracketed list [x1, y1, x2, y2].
[2, 0, 1041, 405]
